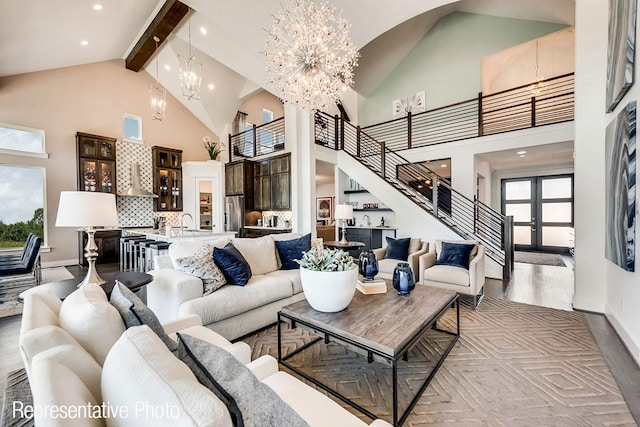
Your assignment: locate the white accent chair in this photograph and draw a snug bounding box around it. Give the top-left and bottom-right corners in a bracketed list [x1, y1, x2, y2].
[373, 238, 429, 280]
[418, 239, 485, 308]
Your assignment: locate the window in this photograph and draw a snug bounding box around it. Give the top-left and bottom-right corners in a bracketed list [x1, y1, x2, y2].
[0, 123, 46, 156]
[262, 109, 273, 123]
[0, 165, 45, 248]
[123, 114, 142, 142]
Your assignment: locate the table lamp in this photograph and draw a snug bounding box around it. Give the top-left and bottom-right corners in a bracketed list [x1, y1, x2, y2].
[334, 204, 353, 244]
[55, 191, 119, 286]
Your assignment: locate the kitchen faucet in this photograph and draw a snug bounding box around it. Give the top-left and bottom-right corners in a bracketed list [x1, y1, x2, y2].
[180, 213, 193, 231]
[363, 214, 370, 226]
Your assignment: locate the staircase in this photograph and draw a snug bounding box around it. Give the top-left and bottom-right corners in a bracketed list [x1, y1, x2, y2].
[316, 111, 514, 280]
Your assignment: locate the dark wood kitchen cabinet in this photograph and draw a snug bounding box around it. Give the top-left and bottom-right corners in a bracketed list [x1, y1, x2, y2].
[253, 160, 271, 210]
[225, 160, 254, 196]
[79, 229, 121, 266]
[76, 132, 117, 194]
[249, 153, 290, 211]
[153, 146, 182, 211]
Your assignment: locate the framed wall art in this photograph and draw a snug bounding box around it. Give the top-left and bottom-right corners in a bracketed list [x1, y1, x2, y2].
[605, 100, 636, 271]
[316, 197, 332, 221]
[606, 0, 638, 112]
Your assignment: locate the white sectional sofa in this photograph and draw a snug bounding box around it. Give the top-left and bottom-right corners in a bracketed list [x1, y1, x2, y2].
[148, 233, 306, 340]
[18, 284, 391, 426]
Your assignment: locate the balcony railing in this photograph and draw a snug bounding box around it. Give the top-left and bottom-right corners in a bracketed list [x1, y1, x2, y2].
[355, 72, 574, 152]
[228, 117, 285, 162]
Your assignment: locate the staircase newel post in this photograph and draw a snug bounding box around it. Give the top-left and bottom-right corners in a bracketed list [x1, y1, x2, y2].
[503, 215, 515, 281]
[477, 92, 484, 137]
[531, 97, 536, 127]
[252, 124, 258, 157]
[407, 111, 412, 149]
[339, 115, 345, 151]
[432, 173, 439, 218]
[356, 126, 361, 158]
[380, 141, 386, 179]
[334, 115, 340, 151]
[473, 195, 478, 233]
[228, 134, 232, 162]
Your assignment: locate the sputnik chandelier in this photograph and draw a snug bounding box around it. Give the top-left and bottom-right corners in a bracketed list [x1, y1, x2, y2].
[149, 36, 167, 121]
[264, 0, 359, 111]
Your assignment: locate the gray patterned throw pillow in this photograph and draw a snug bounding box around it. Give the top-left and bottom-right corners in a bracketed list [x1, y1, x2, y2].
[177, 333, 309, 427]
[175, 243, 227, 295]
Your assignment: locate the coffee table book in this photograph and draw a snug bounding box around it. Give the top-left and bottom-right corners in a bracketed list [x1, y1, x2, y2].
[356, 277, 387, 294]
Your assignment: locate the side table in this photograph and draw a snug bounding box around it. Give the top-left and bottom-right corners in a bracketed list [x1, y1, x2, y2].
[18, 271, 153, 302]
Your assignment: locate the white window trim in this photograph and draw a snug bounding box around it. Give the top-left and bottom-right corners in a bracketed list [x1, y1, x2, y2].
[123, 113, 143, 143]
[0, 122, 48, 157]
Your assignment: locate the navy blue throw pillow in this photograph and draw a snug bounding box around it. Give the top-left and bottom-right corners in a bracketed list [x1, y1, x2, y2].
[275, 233, 312, 270]
[383, 237, 411, 261]
[436, 242, 476, 269]
[213, 243, 252, 286]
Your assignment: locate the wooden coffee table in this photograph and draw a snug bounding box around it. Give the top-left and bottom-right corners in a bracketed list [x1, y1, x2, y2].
[18, 271, 152, 302]
[278, 283, 459, 426]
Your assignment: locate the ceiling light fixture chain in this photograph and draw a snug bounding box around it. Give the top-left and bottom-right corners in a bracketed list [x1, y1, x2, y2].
[264, 0, 359, 111]
[531, 39, 546, 97]
[178, 9, 202, 101]
[149, 35, 167, 121]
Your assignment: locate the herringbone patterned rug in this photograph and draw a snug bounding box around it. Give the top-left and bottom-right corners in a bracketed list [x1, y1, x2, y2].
[243, 298, 636, 426]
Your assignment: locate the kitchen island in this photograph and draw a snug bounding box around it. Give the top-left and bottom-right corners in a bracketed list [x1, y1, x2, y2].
[243, 225, 293, 238]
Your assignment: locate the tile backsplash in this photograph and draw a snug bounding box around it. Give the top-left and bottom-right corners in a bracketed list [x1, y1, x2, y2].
[116, 141, 155, 227]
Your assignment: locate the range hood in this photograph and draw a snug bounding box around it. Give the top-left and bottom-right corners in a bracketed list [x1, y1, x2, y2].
[120, 163, 158, 198]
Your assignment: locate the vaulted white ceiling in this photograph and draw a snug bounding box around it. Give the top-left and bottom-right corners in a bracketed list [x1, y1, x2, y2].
[0, 0, 574, 139]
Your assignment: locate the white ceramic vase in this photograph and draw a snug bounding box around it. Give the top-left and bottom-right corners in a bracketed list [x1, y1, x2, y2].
[300, 266, 358, 312]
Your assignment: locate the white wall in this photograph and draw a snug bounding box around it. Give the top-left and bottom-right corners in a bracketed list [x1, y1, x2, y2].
[574, 0, 640, 364]
[359, 12, 567, 126]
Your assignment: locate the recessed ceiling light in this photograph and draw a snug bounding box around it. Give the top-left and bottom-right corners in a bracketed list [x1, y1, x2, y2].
[80, 40, 89, 46]
[517, 150, 527, 155]
[440, 164, 447, 168]
[164, 64, 171, 71]
[208, 83, 215, 90]
[519, 154, 526, 158]
[200, 26, 207, 35]
[93, 4, 103, 11]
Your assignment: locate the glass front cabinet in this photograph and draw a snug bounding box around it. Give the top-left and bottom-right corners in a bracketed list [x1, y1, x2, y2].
[76, 132, 117, 193]
[153, 146, 183, 212]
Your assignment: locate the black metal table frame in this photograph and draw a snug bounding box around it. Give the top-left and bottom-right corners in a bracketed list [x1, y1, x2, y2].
[277, 296, 459, 427]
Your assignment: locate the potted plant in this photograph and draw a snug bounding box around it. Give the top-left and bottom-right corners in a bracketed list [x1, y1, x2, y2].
[296, 248, 358, 312]
[202, 136, 224, 161]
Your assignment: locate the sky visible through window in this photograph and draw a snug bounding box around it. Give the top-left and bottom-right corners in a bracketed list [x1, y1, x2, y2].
[0, 125, 44, 154]
[0, 165, 44, 224]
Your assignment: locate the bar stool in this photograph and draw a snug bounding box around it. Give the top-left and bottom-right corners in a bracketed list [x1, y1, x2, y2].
[130, 239, 156, 272]
[119, 236, 146, 271]
[147, 242, 171, 271]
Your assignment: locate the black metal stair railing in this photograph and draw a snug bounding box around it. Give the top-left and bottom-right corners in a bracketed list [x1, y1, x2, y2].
[340, 120, 507, 267]
[361, 73, 574, 151]
[228, 117, 285, 162]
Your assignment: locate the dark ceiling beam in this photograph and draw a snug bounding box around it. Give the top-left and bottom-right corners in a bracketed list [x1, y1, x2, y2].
[125, 0, 189, 72]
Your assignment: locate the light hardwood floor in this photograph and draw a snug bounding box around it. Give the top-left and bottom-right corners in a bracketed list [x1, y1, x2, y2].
[1, 262, 638, 424]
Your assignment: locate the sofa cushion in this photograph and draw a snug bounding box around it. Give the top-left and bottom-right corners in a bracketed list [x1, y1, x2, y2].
[175, 243, 227, 295]
[267, 269, 303, 294]
[424, 265, 471, 286]
[102, 326, 232, 427]
[377, 258, 402, 275]
[181, 275, 294, 325]
[435, 239, 479, 261]
[383, 237, 411, 261]
[408, 238, 422, 254]
[59, 284, 126, 365]
[32, 343, 103, 403]
[169, 237, 231, 266]
[232, 236, 278, 275]
[436, 242, 476, 269]
[213, 243, 252, 286]
[20, 290, 61, 335]
[110, 282, 177, 352]
[275, 233, 311, 270]
[31, 358, 105, 427]
[167, 325, 251, 365]
[177, 333, 309, 427]
[262, 371, 369, 426]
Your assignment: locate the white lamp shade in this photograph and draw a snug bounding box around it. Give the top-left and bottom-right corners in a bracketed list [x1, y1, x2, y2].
[334, 204, 353, 220]
[55, 191, 119, 227]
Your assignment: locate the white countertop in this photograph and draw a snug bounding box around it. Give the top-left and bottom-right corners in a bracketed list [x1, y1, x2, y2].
[244, 225, 293, 231]
[125, 228, 236, 242]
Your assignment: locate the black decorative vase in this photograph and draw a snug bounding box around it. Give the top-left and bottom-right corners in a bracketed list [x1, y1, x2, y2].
[358, 249, 379, 280]
[392, 262, 415, 295]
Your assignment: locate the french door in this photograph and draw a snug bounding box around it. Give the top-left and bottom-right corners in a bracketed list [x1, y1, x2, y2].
[501, 174, 574, 252]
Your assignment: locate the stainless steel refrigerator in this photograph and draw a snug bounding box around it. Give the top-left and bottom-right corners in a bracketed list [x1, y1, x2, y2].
[225, 195, 244, 236]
